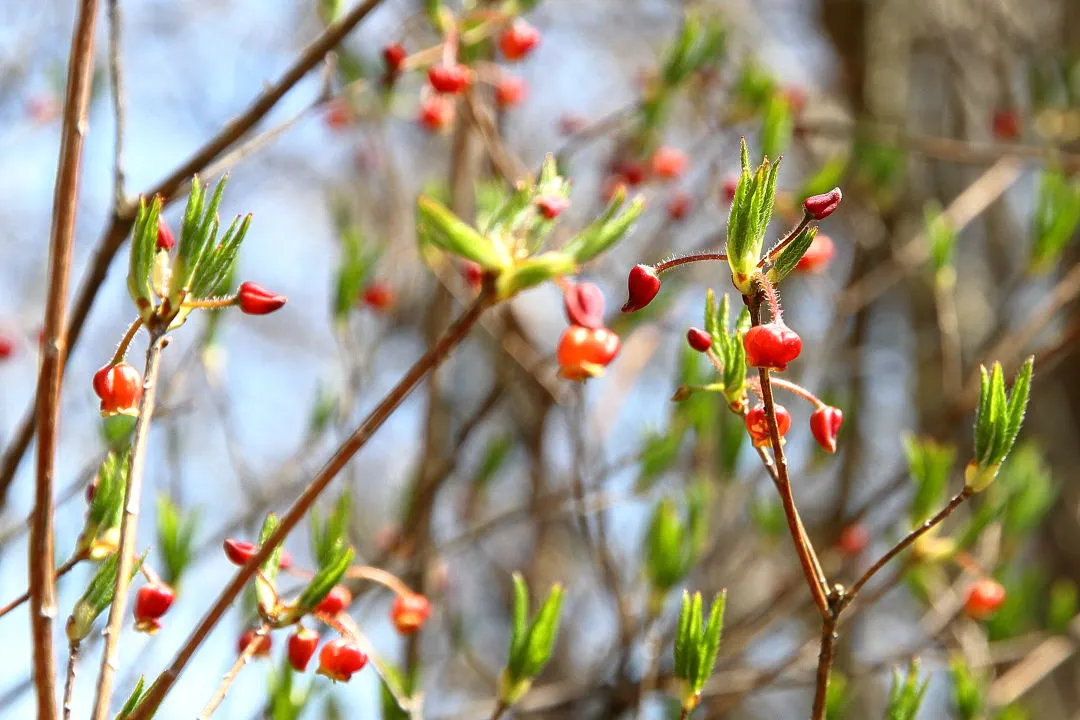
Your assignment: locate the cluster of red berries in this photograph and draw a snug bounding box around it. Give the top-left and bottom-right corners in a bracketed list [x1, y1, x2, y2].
[602, 145, 692, 221]
[556, 281, 620, 381]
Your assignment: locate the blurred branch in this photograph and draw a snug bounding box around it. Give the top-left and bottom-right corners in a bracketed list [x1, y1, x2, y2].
[107, 0, 128, 207]
[197, 623, 270, 719]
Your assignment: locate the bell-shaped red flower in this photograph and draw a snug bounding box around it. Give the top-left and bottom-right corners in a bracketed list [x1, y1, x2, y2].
[810, 405, 844, 453]
[238, 628, 272, 657]
[745, 403, 792, 448]
[317, 638, 368, 682]
[743, 322, 802, 371]
[563, 282, 605, 329]
[499, 19, 541, 61]
[287, 626, 320, 672]
[427, 63, 473, 94]
[92, 363, 143, 417]
[964, 579, 1006, 619]
[391, 593, 432, 635]
[134, 583, 175, 634]
[803, 188, 842, 220]
[621, 264, 661, 313]
[686, 327, 712, 353]
[314, 585, 352, 616]
[556, 325, 620, 381]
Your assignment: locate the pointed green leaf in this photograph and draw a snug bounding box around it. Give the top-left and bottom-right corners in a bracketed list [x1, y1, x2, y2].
[693, 590, 726, 692]
[114, 676, 147, 720]
[521, 583, 564, 678]
[973, 365, 994, 464]
[297, 545, 355, 612]
[1000, 356, 1034, 463]
[562, 196, 645, 264]
[508, 572, 530, 676]
[674, 590, 692, 679]
[766, 226, 817, 285]
[416, 195, 507, 270]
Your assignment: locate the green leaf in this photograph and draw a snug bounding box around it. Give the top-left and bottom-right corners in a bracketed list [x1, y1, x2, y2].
[693, 590, 726, 693]
[1000, 356, 1034, 463]
[114, 676, 147, 720]
[766, 226, 817, 285]
[948, 655, 983, 720]
[256, 513, 283, 614]
[685, 592, 704, 686]
[297, 545, 355, 612]
[311, 492, 351, 569]
[923, 202, 956, 274]
[985, 362, 1009, 463]
[416, 195, 507, 270]
[674, 590, 692, 679]
[156, 495, 197, 588]
[1029, 169, 1080, 274]
[562, 195, 645, 264]
[760, 94, 793, 160]
[885, 660, 928, 720]
[508, 573, 530, 676]
[127, 197, 160, 314]
[494, 252, 577, 299]
[645, 499, 687, 591]
[67, 551, 146, 642]
[520, 583, 564, 678]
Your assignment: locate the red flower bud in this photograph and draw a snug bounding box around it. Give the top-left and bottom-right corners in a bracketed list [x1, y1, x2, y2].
[563, 282, 605, 328]
[418, 94, 455, 132]
[134, 583, 175, 634]
[556, 325, 620, 381]
[837, 524, 869, 557]
[964, 579, 1006, 619]
[495, 74, 528, 108]
[621, 264, 661, 313]
[745, 403, 792, 448]
[0, 333, 16, 361]
[650, 145, 688, 180]
[238, 628, 272, 657]
[803, 187, 842, 220]
[535, 194, 569, 220]
[743, 322, 802, 371]
[317, 638, 367, 682]
[382, 43, 407, 73]
[92, 363, 143, 417]
[721, 175, 739, 204]
[287, 626, 320, 672]
[156, 217, 175, 251]
[686, 327, 712, 353]
[991, 108, 1020, 141]
[237, 282, 287, 315]
[665, 190, 692, 221]
[223, 539, 257, 566]
[427, 63, 473, 95]
[390, 593, 432, 635]
[795, 233, 835, 273]
[810, 405, 844, 453]
[314, 585, 352, 616]
[498, 19, 541, 61]
[461, 261, 485, 291]
[362, 282, 395, 312]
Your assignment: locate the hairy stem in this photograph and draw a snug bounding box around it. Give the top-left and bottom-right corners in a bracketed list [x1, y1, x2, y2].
[63, 642, 81, 720]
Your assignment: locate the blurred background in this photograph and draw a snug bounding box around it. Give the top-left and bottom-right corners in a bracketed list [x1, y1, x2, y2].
[0, 0, 1079, 717]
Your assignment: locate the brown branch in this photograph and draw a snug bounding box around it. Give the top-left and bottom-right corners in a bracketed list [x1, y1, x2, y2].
[0, 0, 387, 509]
[90, 330, 168, 720]
[107, 0, 128, 206]
[197, 623, 270, 719]
[62, 642, 81, 720]
[30, 1, 101, 717]
[127, 290, 493, 719]
[810, 616, 837, 720]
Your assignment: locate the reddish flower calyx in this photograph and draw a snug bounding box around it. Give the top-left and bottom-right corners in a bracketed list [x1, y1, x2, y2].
[810, 405, 844, 453]
[418, 94, 455, 132]
[317, 638, 368, 682]
[837, 524, 869, 557]
[314, 584, 353, 616]
[499, 19, 541, 61]
[382, 43, 407, 73]
[621, 264, 661, 313]
[535, 194, 569, 220]
[223, 539, 257, 566]
[796, 233, 835, 273]
[650, 146, 688, 180]
[93, 363, 143, 417]
[803, 187, 842, 220]
[495, 74, 528, 108]
[964, 579, 1006, 619]
[156, 217, 175, 251]
[237, 282, 287, 315]
[391, 592, 432, 635]
[686, 327, 712, 353]
[556, 325, 620, 381]
[743, 322, 802, 371]
[721, 175, 739, 204]
[134, 583, 175, 634]
[563, 281, 605, 329]
[427, 63, 473, 95]
[745, 403, 792, 448]
[991, 108, 1020, 141]
[362, 282, 395, 312]
[287, 626, 320, 672]
[238, 628, 272, 657]
[666, 190, 692, 221]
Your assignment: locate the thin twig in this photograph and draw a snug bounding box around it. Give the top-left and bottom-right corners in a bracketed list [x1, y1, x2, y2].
[810, 615, 837, 720]
[63, 642, 81, 720]
[127, 290, 493, 719]
[90, 330, 168, 720]
[197, 623, 270, 719]
[30, 1, 101, 717]
[107, 0, 128, 206]
[0, 552, 86, 620]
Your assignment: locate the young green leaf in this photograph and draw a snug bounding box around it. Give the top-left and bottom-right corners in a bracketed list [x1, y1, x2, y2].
[416, 195, 507, 271]
[561, 195, 645, 264]
[296, 545, 355, 613]
[766, 226, 817, 285]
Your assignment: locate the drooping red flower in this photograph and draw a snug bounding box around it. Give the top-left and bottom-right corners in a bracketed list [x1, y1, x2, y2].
[796, 234, 835, 273]
[134, 583, 175, 634]
[418, 94, 455, 132]
[287, 626, 320, 672]
[563, 281, 605, 329]
[686, 327, 712, 353]
[317, 638, 368, 682]
[92, 363, 143, 417]
[499, 19, 541, 61]
[745, 403, 792, 448]
[809, 405, 844, 453]
[650, 146, 688, 180]
[314, 585, 353, 616]
[495, 74, 528, 108]
[556, 325, 620, 381]
[427, 63, 473, 95]
[803, 188, 842, 220]
[964, 579, 1006, 619]
[390, 593, 432, 635]
[743, 323, 802, 372]
[238, 628, 272, 657]
[621, 265, 661, 313]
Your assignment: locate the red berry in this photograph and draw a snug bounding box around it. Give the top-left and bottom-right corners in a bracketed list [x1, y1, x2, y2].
[621, 264, 661, 313]
[362, 282, 395, 312]
[238, 628, 272, 657]
[287, 627, 320, 672]
[156, 217, 175, 251]
[134, 583, 175, 634]
[803, 187, 842, 220]
[315, 585, 352, 616]
[0, 334, 15, 361]
[92, 363, 143, 417]
[745, 403, 792, 448]
[796, 233, 835, 273]
[650, 146, 688, 180]
[964, 579, 1006, 619]
[721, 175, 739, 204]
[686, 327, 712, 353]
[556, 325, 620, 381]
[743, 322, 802, 371]
[535, 194, 569, 220]
[461, 261, 485, 291]
[223, 539, 257, 566]
[495, 74, 528, 107]
[324, 99, 353, 131]
[237, 282, 287, 315]
[427, 63, 473, 94]
[665, 190, 692, 221]
[418, 94, 455, 132]
[991, 108, 1020, 141]
[390, 593, 432, 635]
[563, 281, 605, 329]
[382, 43, 407, 73]
[317, 638, 367, 682]
[498, 19, 541, 61]
[837, 524, 869, 557]
[809, 405, 844, 454]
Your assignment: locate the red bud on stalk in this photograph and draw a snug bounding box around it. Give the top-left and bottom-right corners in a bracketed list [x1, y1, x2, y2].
[743, 323, 802, 372]
[563, 282, 605, 328]
[803, 188, 842, 220]
[745, 403, 792, 447]
[810, 406, 844, 453]
[686, 328, 712, 353]
[621, 264, 660, 313]
[237, 282, 287, 315]
[287, 627, 320, 672]
[317, 639, 368, 682]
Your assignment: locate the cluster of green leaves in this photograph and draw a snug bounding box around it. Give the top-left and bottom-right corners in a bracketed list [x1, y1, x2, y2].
[967, 357, 1034, 492]
[66, 550, 146, 642]
[884, 660, 928, 720]
[417, 155, 643, 300]
[1029, 168, 1080, 274]
[76, 451, 128, 560]
[672, 590, 726, 712]
[295, 496, 354, 617]
[156, 495, 198, 588]
[725, 140, 780, 294]
[670, 290, 751, 410]
[497, 573, 564, 706]
[644, 485, 708, 605]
